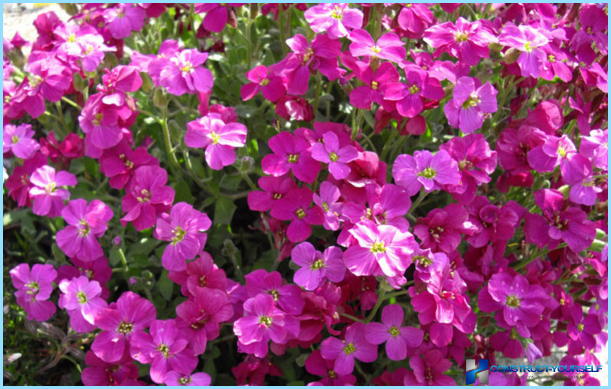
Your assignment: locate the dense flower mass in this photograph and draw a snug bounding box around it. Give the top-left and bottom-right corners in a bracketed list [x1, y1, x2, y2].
[3, 2, 608, 387]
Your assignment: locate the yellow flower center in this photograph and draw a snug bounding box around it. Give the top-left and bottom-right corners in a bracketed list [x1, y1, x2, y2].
[46, 182, 56, 194]
[370, 241, 387, 254]
[506, 295, 520, 307]
[322, 202, 329, 212]
[371, 81, 379, 90]
[328, 370, 337, 379]
[260, 78, 270, 86]
[558, 145, 567, 158]
[389, 326, 401, 338]
[68, 33, 77, 43]
[78, 220, 91, 237]
[462, 94, 481, 108]
[311, 259, 325, 270]
[578, 323, 585, 331]
[331, 6, 343, 20]
[29, 75, 43, 88]
[343, 342, 356, 354]
[287, 154, 299, 163]
[295, 208, 306, 219]
[548, 54, 555, 62]
[409, 84, 420, 94]
[210, 132, 221, 144]
[273, 193, 283, 200]
[524, 41, 534, 53]
[329, 152, 339, 162]
[137, 189, 151, 203]
[11, 135, 19, 144]
[157, 343, 170, 358]
[302, 48, 315, 65]
[179, 377, 191, 385]
[371, 46, 382, 54]
[180, 62, 193, 73]
[259, 315, 273, 327]
[76, 291, 88, 304]
[172, 226, 187, 245]
[418, 167, 436, 179]
[25, 281, 39, 295]
[455, 32, 469, 42]
[414, 255, 432, 267]
[92, 112, 103, 127]
[118, 321, 133, 334]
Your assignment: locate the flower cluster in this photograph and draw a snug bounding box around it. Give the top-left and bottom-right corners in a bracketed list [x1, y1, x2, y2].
[4, 2, 608, 387]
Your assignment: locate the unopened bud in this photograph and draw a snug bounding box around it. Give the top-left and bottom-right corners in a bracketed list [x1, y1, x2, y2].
[153, 88, 168, 108]
[142, 270, 154, 281]
[240, 156, 254, 173]
[141, 73, 154, 93]
[504, 48, 521, 64]
[558, 184, 570, 198]
[73, 73, 85, 91]
[249, 3, 258, 19]
[488, 42, 503, 52]
[112, 236, 122, 247]
[223, 239, 238, 257]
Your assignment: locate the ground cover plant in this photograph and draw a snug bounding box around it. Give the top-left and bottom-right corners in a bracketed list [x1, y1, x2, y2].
[2, 2, 609, 386]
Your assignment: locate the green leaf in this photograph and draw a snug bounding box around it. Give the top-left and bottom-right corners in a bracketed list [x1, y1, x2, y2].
[234, 105, 258, 118]
[158, 270, 174, 301]
[51, 244, 66, 262]
[214, 197, 237, 225]
[174, 181, 195, 204]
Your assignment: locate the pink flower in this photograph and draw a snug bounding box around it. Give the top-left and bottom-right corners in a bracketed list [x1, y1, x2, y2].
[311, 131, 359, 179]
[499, 24, 550, 78]
[175, 287, 233, 355]
[39, 132, 85, 167]
[262, 132, 321, 183]
[247, 175, 297, 212]
[304, 4, 363, 39]
[424, 17, 496, 66]
[28, 165, 77, 218]
[291, 242, 346, 291]
[168, 252, 228, 297]
[131, 319, 199, 384]
[407, 349, 456, 386]
[104, 4, 146, 39]
[92, 291, 156, 363]
[154, 202, 212, 271]
[10, 263, 57, 322]
[58, 276, 108, 333]
[99, 140, 159, 190]
[413, 203, 477, 253]
[233, 293, 300, 358]
[56, 199, 114, 262]
[305, 349, 356, 385]
[580, 129, 608, 170]
[78, 94, 123, 150]
[121, 166, 175, 231]
[195, 3, 244, 33]
[244, 269, 305, 315]
[165, 370, 211, 386]
[270, 187, 324, 243]
[271, 34, 342, 95]
[396, 4, 435, 38]
[444, 76, 498, 134]
[393, 150, 461, 196]
[5, 153, 47, 207]
[384, 68, 444, 118]
[348, 29, 406, 63]
[156, 49, 214, 96]
[344, 220, 417, 277]
[241, 65, 286, 102]
[527, 134, 577, 174]
[365, 304, 424, 360]
[320, 322, 377, 375]
[15, 58, 71, 118]
[350, 62, 400, 109]
[3, 123, 39, 159]
[313, 181, 343, 231]
[185, 113, 248, 170]
[571, 5, 608, 57]
[82, 350, 139, 386]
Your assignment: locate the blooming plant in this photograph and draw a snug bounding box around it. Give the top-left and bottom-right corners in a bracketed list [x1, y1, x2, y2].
[2, 2, 608, 386]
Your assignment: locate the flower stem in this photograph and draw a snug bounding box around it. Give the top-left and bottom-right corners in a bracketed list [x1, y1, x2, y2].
[341, 313, 365, 323]
[366, 289, 387, 323]
[513, 243, 567, 270]
[160, 107, 181, 172]
[407, 189, 429, 218]
[312, 73, 322, 117]
[61, 96, 82, 110]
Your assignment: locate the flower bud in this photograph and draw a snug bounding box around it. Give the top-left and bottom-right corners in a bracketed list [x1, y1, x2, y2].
[141, 73, 154, 93]
[153, 88, 168, 108]
[558, 184, 570, 198]
[73, 73, 86, 92]
[488, 42, 503, 52]
[249, 3, 258, 19]
[240, 156, 254, 173]
[223, 239, 238, 257]
[112, 236, 122, 247]
[504, 48, 521, 64]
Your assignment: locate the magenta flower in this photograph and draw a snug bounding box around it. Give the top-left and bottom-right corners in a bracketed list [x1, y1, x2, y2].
[384, 69, 444, 118]
[291, 242, 346, 291]
[241, 65, 286, 102]
[92, 291, 156, 363]
[15, 58, 71, 118]
[393, 150, 461, 196]
[168, 252, 228, 297]
[247, 175, 297, 213]
[413, 203, 476, 253]
[165, 370, 211, 386]
[3, 123, 39, 159]
[175, 287, 233, 355]
[82, 350, 139, 386]
[56, 199, 113, 262]
[365, 305, 424, 361]
[562, 155, 602, 206]
[396, 4, 435, 38]
[121, 166, 175, 231]
[233, 293, 300, 358]
[154, 202, 212, 272]
[499, 24, 550, 78]
[407, 350, 456, 386]
[99, 141, 159, 190]
[466, 196, 519, 249]
[305, 350, 356, 386]
[59, 276, 108, 333]
[10, 263, 57, 322]
[244, 269, 305, 315]
[158, 49, 214, 96]
[104, 3, 146, 39]
[348, 29, 406, 64]
[320, 322, 377, 375]
[350, 62, 400, 109]
[270, 188, 324, 243]
[540, 44, 573, 83]
[195, 3, 243, 33]
[262, 132, 321, 183]
[313, 181, 343, 231]
[444, 76, 498, 134]
[185, 113, 247, 170]
[527, 134, 577, 174]
[79, 35, 116, 73]
[6, 153, 46, 208]
[305, 3, 363, 39]
[478, 273, 548, 330]
[524, 189, 597, 253]
[439, 133, 498, 204]
[571, 5, 608, 57]
[28, 165, 77, 218]
[311, 131, 358, 179]
[344, 220, 417, 277]
[580, 129, 608, 170]
[131, 319, 199, 384]
[270, 34, 342, 95]
[424, 17, 496, 66]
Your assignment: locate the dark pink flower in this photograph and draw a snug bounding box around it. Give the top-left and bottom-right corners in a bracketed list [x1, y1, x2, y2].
[58, 276, 108, 332]
[313, 181, 343, 231]
[320, 322, 377, 375]
[444, 76, 498, 134]
[393, 149, 461, 196]
[413, 203, 477, 253]
[165, 370, 211, 386]
[195, 3, 244, 33]
[291, 242, 346, 291]
[305, 349, 356, 385]
[384, 68, 444, 118]
[99, 140, 159, 190]
[168, 252, 228, 298]
[157, 49, 214, 96]
[247, 175, 297, 212]
[5, 153, 46, 207]
[365, 304, 424, 360]
[350, 62, 400, 109]
[104, 4, 146, 39]
[39, 132, 85, 166]
[396, 4, 435, 38]
[241, 65, 286, 102]
[407, 349, 456, 385]
[82, 349, 139, 386]
[56, 199, 114, 262]
[3, 123, 39, 160]
[10, 263, 57, 322]
[305, 4, 363, 39]
[262, 132, 321, 183]
[499, 24, 550, 78]
[121, 166, 175, 231]
[270, 188, 324, 243]
[244, 269, 305, 315]
[311, 131, 359, 179]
